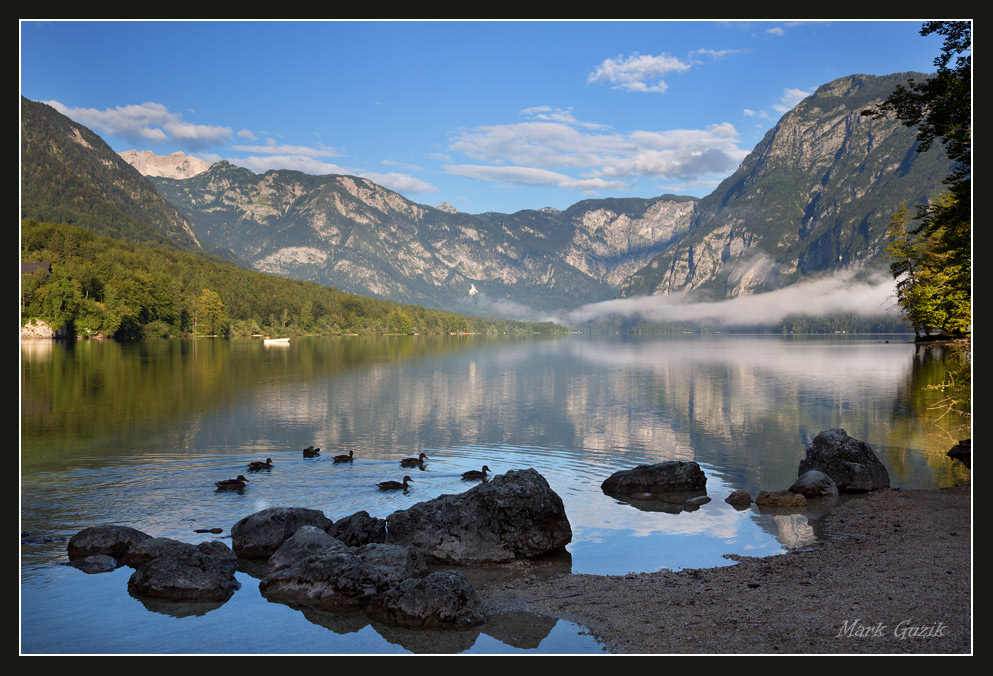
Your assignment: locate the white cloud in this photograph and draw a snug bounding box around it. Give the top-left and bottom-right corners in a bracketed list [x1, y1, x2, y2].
[742, 108, 769, 119]
[231, 141, 341, 157]
[690, 48, 747, 61]
[360, 172, 439, 194]
[447, 113, 748, 189]
[445, 164, 630, 192]
[587, 52, 691, 93]
[773, 88, 812, 114]
[766, 27, 785, 36]
[236, 129, 258, 140]
[45, 100, 232, 149]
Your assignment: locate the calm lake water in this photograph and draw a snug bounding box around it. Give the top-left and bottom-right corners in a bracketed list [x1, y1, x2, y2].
[20, 334, 970, 654]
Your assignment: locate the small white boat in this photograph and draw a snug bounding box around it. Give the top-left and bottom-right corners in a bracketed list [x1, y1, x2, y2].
[264, 337, 290, 345]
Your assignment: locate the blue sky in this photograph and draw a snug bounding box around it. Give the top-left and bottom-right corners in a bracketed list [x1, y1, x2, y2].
[20, 20, 946, 215]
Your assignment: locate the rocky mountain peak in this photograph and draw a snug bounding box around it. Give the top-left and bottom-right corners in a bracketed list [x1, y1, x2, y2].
[119, 149, 212, 179]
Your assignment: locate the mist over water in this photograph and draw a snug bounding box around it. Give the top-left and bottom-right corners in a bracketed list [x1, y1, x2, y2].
[475, 270, 901, 328]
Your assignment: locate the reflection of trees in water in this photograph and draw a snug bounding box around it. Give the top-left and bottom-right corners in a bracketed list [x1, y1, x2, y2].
[884, 343, 971, 487]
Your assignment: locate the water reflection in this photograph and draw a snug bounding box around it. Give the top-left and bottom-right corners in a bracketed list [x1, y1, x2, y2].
[21, 334, 969, 654]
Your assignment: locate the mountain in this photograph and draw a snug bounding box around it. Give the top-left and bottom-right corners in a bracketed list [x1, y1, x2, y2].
[118, 149, 211, 179]
[619, 73, 953, 301]
[20, 97, 204, 252]
[148, 165, 698, 315]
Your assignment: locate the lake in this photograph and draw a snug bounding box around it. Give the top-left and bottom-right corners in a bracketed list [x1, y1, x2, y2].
[20, 334, 970, 654]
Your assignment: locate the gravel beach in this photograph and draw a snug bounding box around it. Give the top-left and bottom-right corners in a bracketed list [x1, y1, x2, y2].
[475, 486, 972, 655]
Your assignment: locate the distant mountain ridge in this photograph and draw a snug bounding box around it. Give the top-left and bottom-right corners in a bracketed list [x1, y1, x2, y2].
[21, 72, 953, 319]
[149, 164, 698, 314]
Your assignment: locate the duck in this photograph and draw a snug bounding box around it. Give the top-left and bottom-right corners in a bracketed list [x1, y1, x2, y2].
[333, 450, 354, 463]
[303, 446, 321, 457]
[377, 475, 413, 491]
[247, 458, 273, 471]
[400, 452, 429, 467]
[215, 475, 250, 490]
[461, 465, 491, 480]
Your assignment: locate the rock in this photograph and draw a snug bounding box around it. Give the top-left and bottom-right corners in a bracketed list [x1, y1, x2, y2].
[330, 511, 388, 546]
[725, 490, 753, 506]
[385, 468, 572, 564]
[789, 470, 839, 498]
[798, 429, 890, 492]
[124, 537, 198, 568]
[268, 525, 348, 572]
[127, 547, 240, 602]
[259, 551, 398, 610]
[366, 570, 487, 629]
[756, 490, 807, 508]
[947, 439, 971, 468]
[350, 543, 428, 585]
[230, 507, 334, 559]
[686, 496, 711, 507]
[67, 524, 152, 560]
[196, 540, 238, 576]
[68, 554, 118, 573]
[600, 461, 707, 495]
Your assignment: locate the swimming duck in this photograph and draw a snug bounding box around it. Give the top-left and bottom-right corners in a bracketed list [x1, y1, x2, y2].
[400, 453, 429, 467]
[248, 458, 273, 471]
[461, 465, 491, 480]
[333, 450, 354, 463]
[303, 446, 321, 457]
[377, 475, 413, 490]
[215, 475, 250, 490]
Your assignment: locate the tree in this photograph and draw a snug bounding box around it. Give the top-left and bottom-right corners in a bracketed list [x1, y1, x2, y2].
[865, 21, 971, 338]
[193, 288, 230, 337]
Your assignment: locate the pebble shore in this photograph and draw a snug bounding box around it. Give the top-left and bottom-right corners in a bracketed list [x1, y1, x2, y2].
[477, 486, 972, 654]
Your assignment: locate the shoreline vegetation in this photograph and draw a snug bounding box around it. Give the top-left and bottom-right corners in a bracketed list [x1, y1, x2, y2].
[474, 485, 971, 654]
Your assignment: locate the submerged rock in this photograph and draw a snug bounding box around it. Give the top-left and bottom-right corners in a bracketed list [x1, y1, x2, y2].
[68, 554, 119, 573]
[600, 461, 707, 495]
[725, 490, 753, 507]
[67, 524, 152, 560]
[385, 468, 572, 564]
[798, 429, 890, 493]
[366, 570, 487, 629]
[756, 490, 807, 508]
[231, 507, 334, 559]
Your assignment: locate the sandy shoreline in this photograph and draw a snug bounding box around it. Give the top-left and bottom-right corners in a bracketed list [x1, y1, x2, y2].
[473, 485, 972, 654]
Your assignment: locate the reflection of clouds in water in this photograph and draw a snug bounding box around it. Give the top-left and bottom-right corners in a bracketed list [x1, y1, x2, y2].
[564, 336, 914, 398]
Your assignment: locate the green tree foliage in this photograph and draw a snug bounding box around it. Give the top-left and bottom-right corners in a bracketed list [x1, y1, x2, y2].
[20, 220, 567, 341]
[866, 21, 971, 339]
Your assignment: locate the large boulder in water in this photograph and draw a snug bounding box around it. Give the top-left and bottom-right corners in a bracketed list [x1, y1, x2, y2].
[231, 507, 335, 559]
[366, 570, 486, 629]
[127, 546, 240, 602]
[798, 429, 890, 493]
[385, 468, 572, 564]
[67, 524, 152, 560]
[601, 461, 707, 495]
